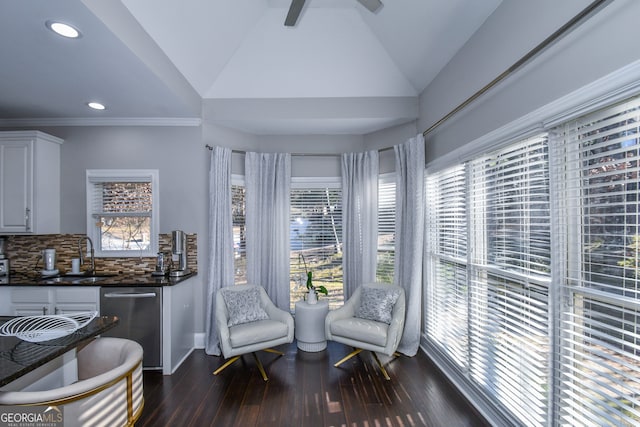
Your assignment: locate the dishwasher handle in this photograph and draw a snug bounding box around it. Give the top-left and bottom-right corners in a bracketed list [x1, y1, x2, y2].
[102, 292, 157, 299]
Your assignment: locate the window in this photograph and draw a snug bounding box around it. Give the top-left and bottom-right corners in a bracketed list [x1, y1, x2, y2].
[231, 176, 247, 284]
[86, 170, 158, 257]
[553, 97, 640, 426]
[426, 164, 468, 368]
[468, 135, 551, 426]
[290, 178, 343, 310]
[426, 95, 640, 427]
[377, 173, 395, 282]
[426, 135, 552, 426]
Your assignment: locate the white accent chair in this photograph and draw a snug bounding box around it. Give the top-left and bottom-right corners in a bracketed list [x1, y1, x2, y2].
[325, 283, 405, 380]
[214, 284, 294, 381]
[0, 337, 144, 427]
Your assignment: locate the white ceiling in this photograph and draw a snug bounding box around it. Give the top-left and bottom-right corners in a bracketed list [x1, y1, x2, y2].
[0, 0, 501, 135]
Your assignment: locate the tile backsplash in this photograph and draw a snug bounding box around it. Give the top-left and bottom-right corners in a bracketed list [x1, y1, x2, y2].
[3, 233, 197, 276]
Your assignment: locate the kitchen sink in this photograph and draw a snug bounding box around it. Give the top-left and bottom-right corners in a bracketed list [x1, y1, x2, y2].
[39, 274, 117, 285]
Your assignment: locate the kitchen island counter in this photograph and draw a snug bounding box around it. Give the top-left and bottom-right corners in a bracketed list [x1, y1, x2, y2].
[0, 315, 118, 387]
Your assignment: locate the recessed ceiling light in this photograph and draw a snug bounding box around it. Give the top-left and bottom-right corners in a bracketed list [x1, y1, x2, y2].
[46, 20, 81, 38]
[87, 102, 106, 111]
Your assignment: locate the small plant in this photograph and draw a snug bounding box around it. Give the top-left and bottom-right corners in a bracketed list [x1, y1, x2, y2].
[300, 254, 328, 297]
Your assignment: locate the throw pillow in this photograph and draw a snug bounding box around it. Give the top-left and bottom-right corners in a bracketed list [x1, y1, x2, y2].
[355, 286, 401, 324]
[221, 287, 269, 326]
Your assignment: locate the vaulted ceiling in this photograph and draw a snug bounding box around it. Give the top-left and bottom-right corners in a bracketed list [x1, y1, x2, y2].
[0, 0, 501, 135]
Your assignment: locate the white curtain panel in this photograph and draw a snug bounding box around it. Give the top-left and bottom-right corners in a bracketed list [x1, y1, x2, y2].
[394, 134, 425, 357]
[245, 152, 292, 311]
[205, 146, 234, 356]
[341, 150, 379, 299]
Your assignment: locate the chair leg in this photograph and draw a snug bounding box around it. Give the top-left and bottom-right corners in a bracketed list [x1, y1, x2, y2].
[262, 348, 285, 356]
[213, 349, 284, 381]
[334, 348, 363, 367]
[371, 352, 391, 381]
[254, 348, 286, 381]
[334, 348, 398, 380]
[212, 355, 241, 376]
[252, 352, 269, 382]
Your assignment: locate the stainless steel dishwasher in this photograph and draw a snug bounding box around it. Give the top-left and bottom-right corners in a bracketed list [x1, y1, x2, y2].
[100, 287, 162, 369]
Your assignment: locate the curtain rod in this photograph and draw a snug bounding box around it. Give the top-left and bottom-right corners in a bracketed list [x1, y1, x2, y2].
[421, 0, 613, 139]
[205, 144, 394, 156]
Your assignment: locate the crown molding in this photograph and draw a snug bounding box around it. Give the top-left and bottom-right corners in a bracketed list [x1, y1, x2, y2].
[0, 117, 202, 127]
[0, 130, 64, 144]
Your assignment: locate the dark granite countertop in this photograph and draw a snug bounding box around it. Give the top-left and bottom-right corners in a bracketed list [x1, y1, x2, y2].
[0, 271, 197, 287]
[0, 315, 118, 387]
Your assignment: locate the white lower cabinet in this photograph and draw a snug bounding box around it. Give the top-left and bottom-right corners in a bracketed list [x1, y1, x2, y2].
[0, 287, 99, 316]
[54, 287, 99, 314]
[9, 288, 52, 316]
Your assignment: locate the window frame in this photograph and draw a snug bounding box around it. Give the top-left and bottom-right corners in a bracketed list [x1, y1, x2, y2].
[85, 169, 159, 258]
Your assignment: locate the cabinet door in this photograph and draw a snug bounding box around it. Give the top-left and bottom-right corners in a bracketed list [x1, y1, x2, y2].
[54, 303, 99, 315]
[10, 287, 51, 316]
[54, 287, 99, 315]
[0, 288, 9, 315]
[0, 141, 32, 232]
[12, 304, 51, 316]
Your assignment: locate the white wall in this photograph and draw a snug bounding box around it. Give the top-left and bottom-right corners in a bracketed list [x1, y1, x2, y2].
[28, 123, 386, 338]
[419, 0, 640, 163]
[364, 121, 417, 173]
[204, 121, 367, 177]
[34, 125, 208, 333]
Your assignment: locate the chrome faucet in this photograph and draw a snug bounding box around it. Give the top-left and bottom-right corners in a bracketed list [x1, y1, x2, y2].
[78, 236, 95, 275]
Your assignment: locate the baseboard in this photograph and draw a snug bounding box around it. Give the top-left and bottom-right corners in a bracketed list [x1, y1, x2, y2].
[167, 347, 196, 375]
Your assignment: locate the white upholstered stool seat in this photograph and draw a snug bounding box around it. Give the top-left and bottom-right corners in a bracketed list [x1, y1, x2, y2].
[0, 337, 144, 427]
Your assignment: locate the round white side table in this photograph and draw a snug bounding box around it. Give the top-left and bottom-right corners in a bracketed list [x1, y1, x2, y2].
[294, 299, 329, 352]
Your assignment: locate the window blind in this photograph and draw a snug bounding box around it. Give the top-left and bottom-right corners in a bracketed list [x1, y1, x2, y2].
[426, 164, 469, 368]
[90, 182, 152, 217]
[426, 137, 551, 427]
[468, 135, 551, 427]
[231, 184, 247, 284]
[377, 174, 395, 282]
[290, 185, 343, 309]
[554, 96, 640, 426]
[86, 170, 158, 255]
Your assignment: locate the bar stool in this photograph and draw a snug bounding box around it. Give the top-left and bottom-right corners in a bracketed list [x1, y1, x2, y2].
[0, 337, 144, 427]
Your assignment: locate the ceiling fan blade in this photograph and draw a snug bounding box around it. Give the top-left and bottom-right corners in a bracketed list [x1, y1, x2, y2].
[356, 0, 383, 13]
[285, 0, 306, 26]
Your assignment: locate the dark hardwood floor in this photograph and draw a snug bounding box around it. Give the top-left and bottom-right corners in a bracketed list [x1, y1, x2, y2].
[137, 341, 490, 427]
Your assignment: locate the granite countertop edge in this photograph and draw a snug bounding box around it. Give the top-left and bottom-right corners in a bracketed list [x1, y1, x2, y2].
[0, 272, 197, 287]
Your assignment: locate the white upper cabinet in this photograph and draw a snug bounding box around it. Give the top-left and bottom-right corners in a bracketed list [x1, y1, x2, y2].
[0, 131, 63, 234]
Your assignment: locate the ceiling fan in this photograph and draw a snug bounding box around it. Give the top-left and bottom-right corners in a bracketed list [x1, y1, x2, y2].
[284, 0, 383, 26]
